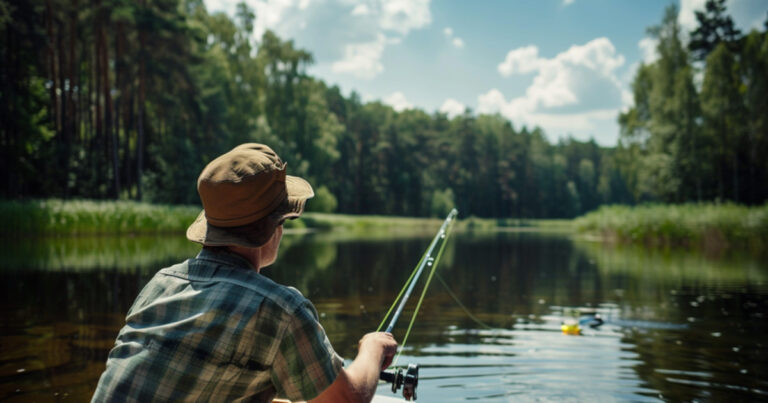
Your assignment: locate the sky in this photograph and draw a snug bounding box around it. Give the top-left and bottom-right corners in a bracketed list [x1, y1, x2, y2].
[203, 0, 767, 146]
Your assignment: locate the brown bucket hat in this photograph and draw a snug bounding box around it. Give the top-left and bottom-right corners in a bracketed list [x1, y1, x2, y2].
[186, 143, 314, 248]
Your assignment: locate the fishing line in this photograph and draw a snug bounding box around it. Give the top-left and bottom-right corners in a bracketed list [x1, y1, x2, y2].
[392, 215, 456, 367]
[435, 272, 493, 330]
[376, 209, 458, 400]
[376, 253, 427, 333]
[376, 209, 458, 365]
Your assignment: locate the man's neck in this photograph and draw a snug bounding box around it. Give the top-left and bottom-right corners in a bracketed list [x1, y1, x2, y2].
[226, 245, 262, 272]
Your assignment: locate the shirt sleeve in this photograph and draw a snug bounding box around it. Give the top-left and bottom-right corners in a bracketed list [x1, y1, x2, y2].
[270, 300, 344, 401]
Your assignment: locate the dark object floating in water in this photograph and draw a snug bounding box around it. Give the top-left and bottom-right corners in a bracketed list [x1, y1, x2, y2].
[580, 314, 604, 329]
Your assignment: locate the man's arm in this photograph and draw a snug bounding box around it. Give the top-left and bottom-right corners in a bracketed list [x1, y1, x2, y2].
[309, 332, 397, 403]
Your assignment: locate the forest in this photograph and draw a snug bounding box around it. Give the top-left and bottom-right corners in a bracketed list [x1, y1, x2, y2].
[1, 0, 766, 218]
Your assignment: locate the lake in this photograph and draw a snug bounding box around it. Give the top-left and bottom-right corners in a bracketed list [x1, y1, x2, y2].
[1, 229, 766, 401]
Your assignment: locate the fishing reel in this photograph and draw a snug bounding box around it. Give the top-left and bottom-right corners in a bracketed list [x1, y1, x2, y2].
[379, 363, 419, 401]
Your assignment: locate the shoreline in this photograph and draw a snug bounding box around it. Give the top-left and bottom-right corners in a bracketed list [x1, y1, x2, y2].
[0, 199, 571, 236]
[5, 199, 765, 252]
[574, 203, 768, 251]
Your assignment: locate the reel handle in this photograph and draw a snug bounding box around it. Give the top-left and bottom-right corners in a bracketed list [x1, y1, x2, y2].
[379, 363, 419, 401]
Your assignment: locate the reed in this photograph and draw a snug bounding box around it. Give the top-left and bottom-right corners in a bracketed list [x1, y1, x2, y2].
[574, 203, 768, 249]
[296, 212, 442, 232]
[0, 199, 200, 236]
[1, 199, 576, 236]
[0, 200, 445, 236]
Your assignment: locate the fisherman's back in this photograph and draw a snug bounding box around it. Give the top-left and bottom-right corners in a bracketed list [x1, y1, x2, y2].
[92, 248, 342, 402]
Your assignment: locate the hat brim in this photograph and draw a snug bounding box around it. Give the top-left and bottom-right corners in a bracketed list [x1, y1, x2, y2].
[186, 174, 314, 248]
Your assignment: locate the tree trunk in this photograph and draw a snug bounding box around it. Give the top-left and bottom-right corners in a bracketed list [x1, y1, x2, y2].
[58, 19, 67, 145]
[733, 150, 738, 203]
[1, 24, 13, 195]
[46, 0, 60, 136]
[55, 15, 71, 197]
[136, 2, 147, 201]
[94, 11, 103, 197]
[70, 0, 78, 140]
[100, 17, 120, 198]
[67, 0, 78, 196]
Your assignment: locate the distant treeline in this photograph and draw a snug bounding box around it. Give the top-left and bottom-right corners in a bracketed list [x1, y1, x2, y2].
[1, 0, 765, 218]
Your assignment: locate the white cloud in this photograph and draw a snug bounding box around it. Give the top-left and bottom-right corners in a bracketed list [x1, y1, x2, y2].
[203, 0, 432, 80]
[478, 88, 617, 131]
[332, 34, 387, 79]
[478, 89, 620, 143]
[442, 26, 465, 49]
[638, 37, 659, 64]
[531, 109, 618, 132]
[563, 0, 575, 6]
[379, 0, 431, 35]
[204, 0, 239, 15]
[250, 0, 309, 39]
[383, 91, 413, 112]
[477, 89, 520, 117]
[351, 3, 369, 16]
[498, 45, 543, 76]
[678, 0, 707, 33]
[243, 0, 431, 38]
[440, 98, 465, 118]
[481, 37, 626, 142]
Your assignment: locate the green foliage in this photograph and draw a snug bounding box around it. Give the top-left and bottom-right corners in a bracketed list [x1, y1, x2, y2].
[618, 2, 768, 206]
[0, 199, 200, 235]
[430, 188, 455, 218]
[688, 0, 742, 61]
[3, 0, 766, 224]
[574, 203, 768, 249]
[701, 43, 746, 202]
[307, 185, 337, 213]
[0, 0, 636, 220]
[297, 212, 443, 233]
[0, 1, 12, 31]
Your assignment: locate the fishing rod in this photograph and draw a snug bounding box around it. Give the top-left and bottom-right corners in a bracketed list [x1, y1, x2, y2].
[377, 208, 459, 401]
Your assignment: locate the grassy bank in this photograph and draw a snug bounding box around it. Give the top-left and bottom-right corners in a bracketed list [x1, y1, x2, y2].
[458, 216, 573, 231]
[294, 212, 443, 232]
[0, 199, 201, 235]
[0, 200, 448, 236]
[0, 199, 570, 236]
[574, 203, 768, 249]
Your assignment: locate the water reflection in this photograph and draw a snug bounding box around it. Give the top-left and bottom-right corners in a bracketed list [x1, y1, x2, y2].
[0, 231, 766, 401]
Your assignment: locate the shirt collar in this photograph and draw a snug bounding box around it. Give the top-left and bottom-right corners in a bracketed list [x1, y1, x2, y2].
[195, 247, 257, 271]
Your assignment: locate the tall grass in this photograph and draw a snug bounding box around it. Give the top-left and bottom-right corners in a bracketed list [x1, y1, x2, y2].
[296, 212, 443, 232]
[0, 200, 446, 236]
[574, 203, 768, 249]
[1, 199, 576, 237]
[0, 199, 200, 235]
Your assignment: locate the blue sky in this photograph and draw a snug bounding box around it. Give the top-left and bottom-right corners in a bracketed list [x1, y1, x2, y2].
[203, 0, 767, 146]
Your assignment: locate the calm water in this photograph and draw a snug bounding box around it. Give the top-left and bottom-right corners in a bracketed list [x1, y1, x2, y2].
[1, 230, 767, 402]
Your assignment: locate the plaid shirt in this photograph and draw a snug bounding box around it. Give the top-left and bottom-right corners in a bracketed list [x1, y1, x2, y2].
[92, 248, 343, 402]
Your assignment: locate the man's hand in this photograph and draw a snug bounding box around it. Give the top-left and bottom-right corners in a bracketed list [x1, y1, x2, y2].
[358, 332, 398, 371]
[309, 332, 398, 403]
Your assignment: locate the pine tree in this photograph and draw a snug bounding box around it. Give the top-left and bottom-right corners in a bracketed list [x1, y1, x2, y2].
[689, 0, 742, 62]
[700, 43, 746, 202]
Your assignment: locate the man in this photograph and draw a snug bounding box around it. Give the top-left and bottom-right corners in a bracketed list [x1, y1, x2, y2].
[93, 143, 397, 402]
